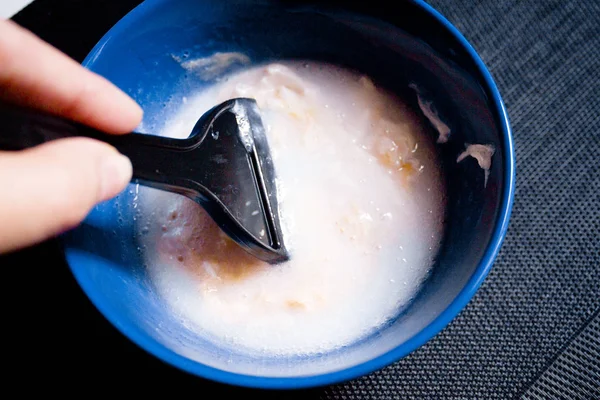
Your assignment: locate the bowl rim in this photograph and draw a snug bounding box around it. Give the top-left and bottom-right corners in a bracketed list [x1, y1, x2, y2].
[70, 0, 516, 389]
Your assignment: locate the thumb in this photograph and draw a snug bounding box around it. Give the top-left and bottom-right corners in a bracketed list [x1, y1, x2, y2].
[0, 137, 132, 253]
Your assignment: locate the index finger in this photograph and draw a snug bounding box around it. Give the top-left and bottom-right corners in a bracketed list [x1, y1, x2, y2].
[0, 19, 143, 134]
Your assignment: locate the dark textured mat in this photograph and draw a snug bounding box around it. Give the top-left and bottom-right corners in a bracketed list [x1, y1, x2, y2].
[5, 0, 599, 397]
[523, 310, 599, 400]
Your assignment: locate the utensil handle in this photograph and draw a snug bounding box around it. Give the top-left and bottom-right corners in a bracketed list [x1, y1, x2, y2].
[0, 104, 195, 193]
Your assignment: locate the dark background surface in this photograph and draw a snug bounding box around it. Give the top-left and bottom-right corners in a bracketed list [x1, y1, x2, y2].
[3, 0, 599, 398]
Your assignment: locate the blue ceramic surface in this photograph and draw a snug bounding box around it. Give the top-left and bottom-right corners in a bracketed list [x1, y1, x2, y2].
[62, 0, 515, 389]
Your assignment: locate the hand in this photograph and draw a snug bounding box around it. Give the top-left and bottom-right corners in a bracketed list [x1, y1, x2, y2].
[0, 19, 143, 254]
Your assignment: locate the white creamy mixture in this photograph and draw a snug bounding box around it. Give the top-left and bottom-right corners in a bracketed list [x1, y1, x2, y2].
[140, 61, 446, 356]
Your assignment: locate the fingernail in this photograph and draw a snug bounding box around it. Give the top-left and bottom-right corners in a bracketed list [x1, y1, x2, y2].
[99, 153, 133, 201]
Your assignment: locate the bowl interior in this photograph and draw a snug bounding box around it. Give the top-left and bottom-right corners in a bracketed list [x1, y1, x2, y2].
[63, 0, 511, 386]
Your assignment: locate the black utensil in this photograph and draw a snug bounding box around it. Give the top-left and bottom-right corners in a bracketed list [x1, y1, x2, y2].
[0, 98, 289, 264]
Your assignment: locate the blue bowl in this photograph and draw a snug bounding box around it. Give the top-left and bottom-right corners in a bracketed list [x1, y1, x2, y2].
[63, 0, 515, 389]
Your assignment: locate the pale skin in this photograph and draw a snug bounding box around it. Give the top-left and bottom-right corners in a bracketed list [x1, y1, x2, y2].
[0, 19, 143, 254]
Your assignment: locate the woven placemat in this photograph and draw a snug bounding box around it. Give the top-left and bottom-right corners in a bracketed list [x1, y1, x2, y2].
[5, 0, 599, 397]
